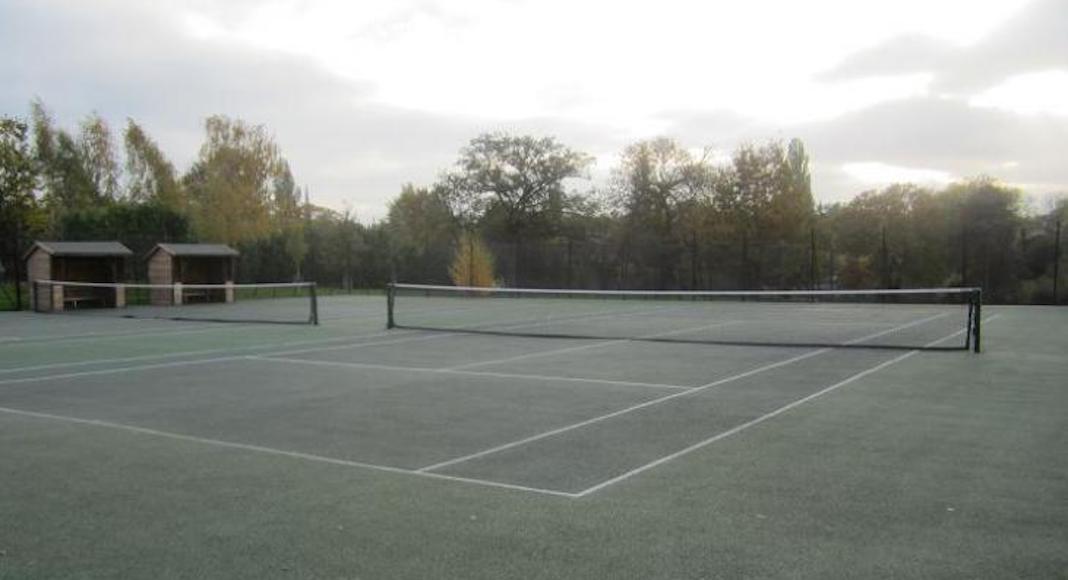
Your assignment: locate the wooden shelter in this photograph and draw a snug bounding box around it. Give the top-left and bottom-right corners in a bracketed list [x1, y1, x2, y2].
[24, 241, 133, 311]
[145, 243, 239, 305]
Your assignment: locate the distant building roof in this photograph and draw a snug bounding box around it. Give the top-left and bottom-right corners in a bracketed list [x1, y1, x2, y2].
[148, 243, 240, 258]
[25, 241, 134, 259]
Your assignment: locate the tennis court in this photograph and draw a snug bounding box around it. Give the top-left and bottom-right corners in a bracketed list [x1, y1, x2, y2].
[1, 290, 1065, 578]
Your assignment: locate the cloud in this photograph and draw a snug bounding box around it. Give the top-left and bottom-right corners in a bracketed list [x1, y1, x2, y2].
[840, 162, 955, 187]
[796, 96, 1068, 201]
[798, 97, 1067, 166]
[817, 0, 1068, 95]
[970, 70, 1068, 116]
[935, 0, 1068, 93]
[657, 94, 1068, 203]
[2, 0, 1066, 221]
[816, 35, 954, 82]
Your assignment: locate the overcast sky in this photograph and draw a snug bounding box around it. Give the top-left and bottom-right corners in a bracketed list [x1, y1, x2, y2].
[2, 0, 1066, 220]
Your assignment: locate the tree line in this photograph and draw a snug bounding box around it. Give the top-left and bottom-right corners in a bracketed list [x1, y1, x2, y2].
[2, 99, 1065, 309]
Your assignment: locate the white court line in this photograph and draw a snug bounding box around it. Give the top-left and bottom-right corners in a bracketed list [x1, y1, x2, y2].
[251, 356, 690, 391]
[0, 302, 682, 383]
[265, 301, 666, 361]
[240, 332, 459, 358]
[9, 301, 400, 345]
[272, 302, 682, 359]
[571, 315, 999, 497]
[0, 355, 249, 386]
[0, 297, 560, 375]
[0, 314, 994, 501]
[0, 405, 577, 499]
[1, 294, 491, 349]
[447, 320, 743, 371]
[416, 349, 828, 473]
[404, 302, 682, 335]
[416, 311, 953, 473]
[316, 300, 489, 323]
[0, 332, 458, 386]
[0, 329, 420, 375]
[1, 323, 256, 346]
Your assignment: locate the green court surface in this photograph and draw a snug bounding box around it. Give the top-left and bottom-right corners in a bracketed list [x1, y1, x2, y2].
[0, 296, 1065, 578]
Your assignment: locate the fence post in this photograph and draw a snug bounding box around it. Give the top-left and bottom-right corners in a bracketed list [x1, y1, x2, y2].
[881, 225, 890, 288]
[1054, 217, 1061, 305]
[809, 226, 817, 290]
[740, 231, 749, 289]
[690, 231, 698, 290]
[12, 243, 23, 311]
[566, 239, 573, 289]
[828, 238, 836, 290]
[960, 224, 968, 286]
[468, 233, 475, 287]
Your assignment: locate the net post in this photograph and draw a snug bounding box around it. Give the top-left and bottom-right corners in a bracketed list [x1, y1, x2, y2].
[309, 282, 319, 325]
[971, 288, 982, 353]
[386, 282, 396, 329]
[964, 291, 974, 352]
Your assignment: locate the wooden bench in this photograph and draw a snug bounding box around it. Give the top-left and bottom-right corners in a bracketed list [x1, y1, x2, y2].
[63, 288, 106, 310]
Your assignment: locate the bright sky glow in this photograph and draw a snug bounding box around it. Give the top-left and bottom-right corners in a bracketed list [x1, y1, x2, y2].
[842, 162, 955, 186]
[180, 0, 1028, 128]
[970, 70, 1068, 117]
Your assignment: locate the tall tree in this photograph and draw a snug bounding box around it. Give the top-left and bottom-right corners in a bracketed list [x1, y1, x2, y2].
[334, 209, 364, 290]
[1, 116, 42, 308]
[828, 184, 938, 288]
[387, 184, 457, 283]
[271, 160, 307, 278]
[437, 133, 591, 284]
[772, 138, 815, 239]
[182, 115, 282, 245]
[30, 101, 97, 223]
[0, 117, 39, 233]
[718, 140, 813, 240]
[951, 177, 1023, 299]
[124, 119, 183, 211]
[78, 112, 120, 201]
[610, 138, 712, 288]
[611, 138, 709, 237]
[441, 133, 592, 241]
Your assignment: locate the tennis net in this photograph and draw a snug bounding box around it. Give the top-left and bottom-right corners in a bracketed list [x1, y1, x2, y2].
[387, 283, 982, 352]
[33, 280, 319, 325]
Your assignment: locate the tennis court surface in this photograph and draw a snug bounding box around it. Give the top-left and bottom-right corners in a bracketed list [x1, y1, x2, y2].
[1, 292, 1065, 578]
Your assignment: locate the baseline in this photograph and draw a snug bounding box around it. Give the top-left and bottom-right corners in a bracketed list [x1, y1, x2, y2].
[0, 404, 578, 499]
